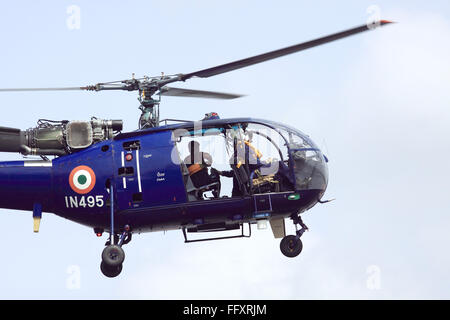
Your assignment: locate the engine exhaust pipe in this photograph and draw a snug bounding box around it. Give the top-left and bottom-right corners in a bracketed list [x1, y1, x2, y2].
[0, 126, 26, 153]
[0, 126, 66, 156]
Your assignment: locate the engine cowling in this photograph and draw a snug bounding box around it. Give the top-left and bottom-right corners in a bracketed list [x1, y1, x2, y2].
[0, 118, 122, 156]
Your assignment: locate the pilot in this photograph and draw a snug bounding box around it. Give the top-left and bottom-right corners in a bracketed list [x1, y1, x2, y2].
[184, 140, 214, 188]
[231, 132, 263, 172]
[219, 132, 263, 196]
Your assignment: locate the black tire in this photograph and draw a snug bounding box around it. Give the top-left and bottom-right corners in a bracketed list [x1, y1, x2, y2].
[280, 235, 303, 258]
[101, 245, 125, 267]
[100, 261, 123, 278]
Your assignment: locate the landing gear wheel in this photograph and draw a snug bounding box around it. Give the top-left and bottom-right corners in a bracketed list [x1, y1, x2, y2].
[101, 245, 125, 267]
[280, 235, 303, 258]
[100, 261, 123, 278]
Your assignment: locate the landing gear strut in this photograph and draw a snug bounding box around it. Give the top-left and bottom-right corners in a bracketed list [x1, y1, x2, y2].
[100, 183, 132, 278]
[100, 225, 131, 278]
[280, 214, 309, 258]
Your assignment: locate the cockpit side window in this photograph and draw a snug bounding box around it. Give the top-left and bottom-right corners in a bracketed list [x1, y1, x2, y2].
[173, 126, 230, 200]
[241, 123, 294, 193]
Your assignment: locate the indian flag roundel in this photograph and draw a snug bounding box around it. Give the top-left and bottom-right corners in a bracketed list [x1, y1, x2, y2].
[69, 165, 96, 194]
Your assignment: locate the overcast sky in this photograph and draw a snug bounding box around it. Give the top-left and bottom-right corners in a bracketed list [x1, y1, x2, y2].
[0, 1, 449, 299]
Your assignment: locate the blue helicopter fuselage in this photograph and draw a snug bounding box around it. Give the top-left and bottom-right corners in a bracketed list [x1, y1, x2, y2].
[0, 118, 328, 234]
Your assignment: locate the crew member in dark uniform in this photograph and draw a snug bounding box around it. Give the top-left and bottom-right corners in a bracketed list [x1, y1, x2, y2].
[184, 140, 214, 188]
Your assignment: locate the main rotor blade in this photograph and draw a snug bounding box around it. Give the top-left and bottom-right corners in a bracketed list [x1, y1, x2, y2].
[0, 86, 86, 92]
[180, 20, 393, 81]
[159, 86, 244, 99]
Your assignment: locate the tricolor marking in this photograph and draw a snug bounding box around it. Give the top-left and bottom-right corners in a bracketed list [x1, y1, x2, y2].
[69, 165, 96, 194]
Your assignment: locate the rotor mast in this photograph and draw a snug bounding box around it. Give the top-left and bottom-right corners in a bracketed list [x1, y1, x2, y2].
[83, 73, 185, 128]
[136, 74, 185, 128]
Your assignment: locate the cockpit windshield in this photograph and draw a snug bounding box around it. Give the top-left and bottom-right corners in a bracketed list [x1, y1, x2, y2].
[275, 124, 328, 191]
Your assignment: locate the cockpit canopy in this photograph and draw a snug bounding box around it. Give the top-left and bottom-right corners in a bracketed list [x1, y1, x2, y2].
[169, 118, 328, 200]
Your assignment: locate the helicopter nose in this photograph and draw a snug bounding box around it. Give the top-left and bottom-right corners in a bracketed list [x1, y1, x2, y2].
[292, 151, 329, 193]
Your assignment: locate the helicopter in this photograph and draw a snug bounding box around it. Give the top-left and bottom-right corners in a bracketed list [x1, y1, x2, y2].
[0, 20, 392, 277]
